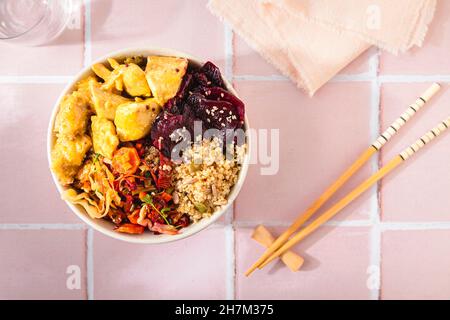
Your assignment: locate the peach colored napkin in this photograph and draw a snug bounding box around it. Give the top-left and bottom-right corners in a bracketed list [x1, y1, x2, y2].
[208, 0, 436, 96]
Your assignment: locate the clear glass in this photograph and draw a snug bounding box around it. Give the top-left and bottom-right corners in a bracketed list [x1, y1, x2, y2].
[0, 0, 73, 46]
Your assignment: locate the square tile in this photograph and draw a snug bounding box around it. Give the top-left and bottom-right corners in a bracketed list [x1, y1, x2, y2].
[0, 84, 79, 223]
[379, 0, 450, 75]
[91, 0, 225, 69]
[380, 83, 450, 222]
[0, 229, 87, 299]
[233, 33, 371, 76]
[381, 229, 450, 299]
[234, 81, 374, 222]
[93, 226, 228, 299]
[0, 3, 84, 76]
[235, 226, 371, 299]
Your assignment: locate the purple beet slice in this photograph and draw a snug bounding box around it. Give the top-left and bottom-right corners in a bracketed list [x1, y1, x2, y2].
[164, 73, 194, 114]
[199, 61, 224, 88]
[151, 60, 246, 157]
[151, 112, 188, 157]
[193, 72, 211, 87]
[176, 72, 194, 100]
[189, 96, 240, 131]
[195, 86, 245, 125]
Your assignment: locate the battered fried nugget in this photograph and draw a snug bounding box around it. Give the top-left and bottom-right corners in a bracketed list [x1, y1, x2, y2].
[89, 79, 130, 120]
[91, 116, 119, 159]
[51, 134, 92, 185]
[54, 91, 90, 136]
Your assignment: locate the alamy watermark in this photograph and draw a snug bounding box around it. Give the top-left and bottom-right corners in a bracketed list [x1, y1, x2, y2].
[66, 265, 81, 290]
[164, 120, 280, 176]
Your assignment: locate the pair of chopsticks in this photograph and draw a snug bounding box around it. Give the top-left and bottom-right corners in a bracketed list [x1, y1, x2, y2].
[246, 83, 444, 276]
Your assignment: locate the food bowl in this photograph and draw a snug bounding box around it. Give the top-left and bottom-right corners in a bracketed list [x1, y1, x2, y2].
[47, 47, 250, 244]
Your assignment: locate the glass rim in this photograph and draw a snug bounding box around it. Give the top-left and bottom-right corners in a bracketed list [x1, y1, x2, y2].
[0, 0, 70, 40]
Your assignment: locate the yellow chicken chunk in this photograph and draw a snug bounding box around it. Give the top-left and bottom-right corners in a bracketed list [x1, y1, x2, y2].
[122, 63, 151, 97]
[145, 56, 188, 105]
[91, 63, 111, 81]
[54, 91, 90, 136]
[114, 99, 161, 141]
[89, 79, 130, 120]
[91, 116, 119, 159]
[107, 58, 121, 70]
[51, 134, 92, 185]
[76, 76, 96, 105]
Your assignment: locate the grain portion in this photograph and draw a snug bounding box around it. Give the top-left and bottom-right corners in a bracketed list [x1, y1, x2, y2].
[173, 138, 246, 222]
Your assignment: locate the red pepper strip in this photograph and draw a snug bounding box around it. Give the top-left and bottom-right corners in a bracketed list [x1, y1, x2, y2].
[159, 192, 172, 202]
[115, 223, 145, 234]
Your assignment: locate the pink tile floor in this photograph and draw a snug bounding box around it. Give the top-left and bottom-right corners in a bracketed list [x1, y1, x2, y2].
[1, 0, 450, 300]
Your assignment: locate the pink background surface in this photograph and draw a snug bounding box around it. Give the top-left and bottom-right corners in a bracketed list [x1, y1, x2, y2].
[0, 0, 449, 300]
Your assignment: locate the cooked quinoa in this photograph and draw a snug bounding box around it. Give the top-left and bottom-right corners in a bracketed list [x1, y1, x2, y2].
[174, 138, 246, 222]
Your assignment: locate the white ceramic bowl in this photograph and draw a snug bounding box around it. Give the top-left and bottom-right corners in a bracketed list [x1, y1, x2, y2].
[47, 47, 250, 244]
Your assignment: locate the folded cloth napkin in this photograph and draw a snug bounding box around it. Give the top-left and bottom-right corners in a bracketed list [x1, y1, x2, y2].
[208, 0, 436, 96]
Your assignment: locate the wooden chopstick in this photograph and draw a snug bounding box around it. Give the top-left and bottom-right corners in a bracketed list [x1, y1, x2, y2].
[258, 115, 450, 269]
[245, 83, 441, 276]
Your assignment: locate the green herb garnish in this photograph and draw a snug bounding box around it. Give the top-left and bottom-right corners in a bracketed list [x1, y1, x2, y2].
[160, 207, 170, 214]
[93, 153, 101, 163]
[142, 195, 171, 225]
[194, 202, 207, 213]
[142, 194, 153, 205]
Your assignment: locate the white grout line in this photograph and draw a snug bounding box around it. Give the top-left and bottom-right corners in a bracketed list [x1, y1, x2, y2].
[331, 73, 373, 82]
[379, 74, 450, 83]
[234, 220, 368, 228]
[233, 74, 289, 81]
[2, 220, 450, 231]
[323, 219, 373, 227]
[380, 222, 450, 231]
[86, 228, 94, 300]
[224, 23, 233, 83]
[368, 48, 381, 300]
[83, 0, 92, 67]
[234, 219, 373, 228]
[234, 73, 450, 83]
[83, 0, 94, 301]
[0, 76, 72, 84]
[223, 23, 236, 300]
[0, 223, 86, 230]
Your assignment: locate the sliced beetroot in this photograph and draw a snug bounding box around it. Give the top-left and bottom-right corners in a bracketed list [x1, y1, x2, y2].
[196, 86, 245, 125]
[193, 72, 210, 87]
[200, 61, 224, 88]
[190, 97, 240, 131]
[182, 103, 200, 138]
[164, 73, 194, 114]
[152, 61, 245, 157]
[176, 72, 194, 100]
[186, 92, 205, 109]
[164, 97, 180, 114]
[151, 112, 187, 157]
